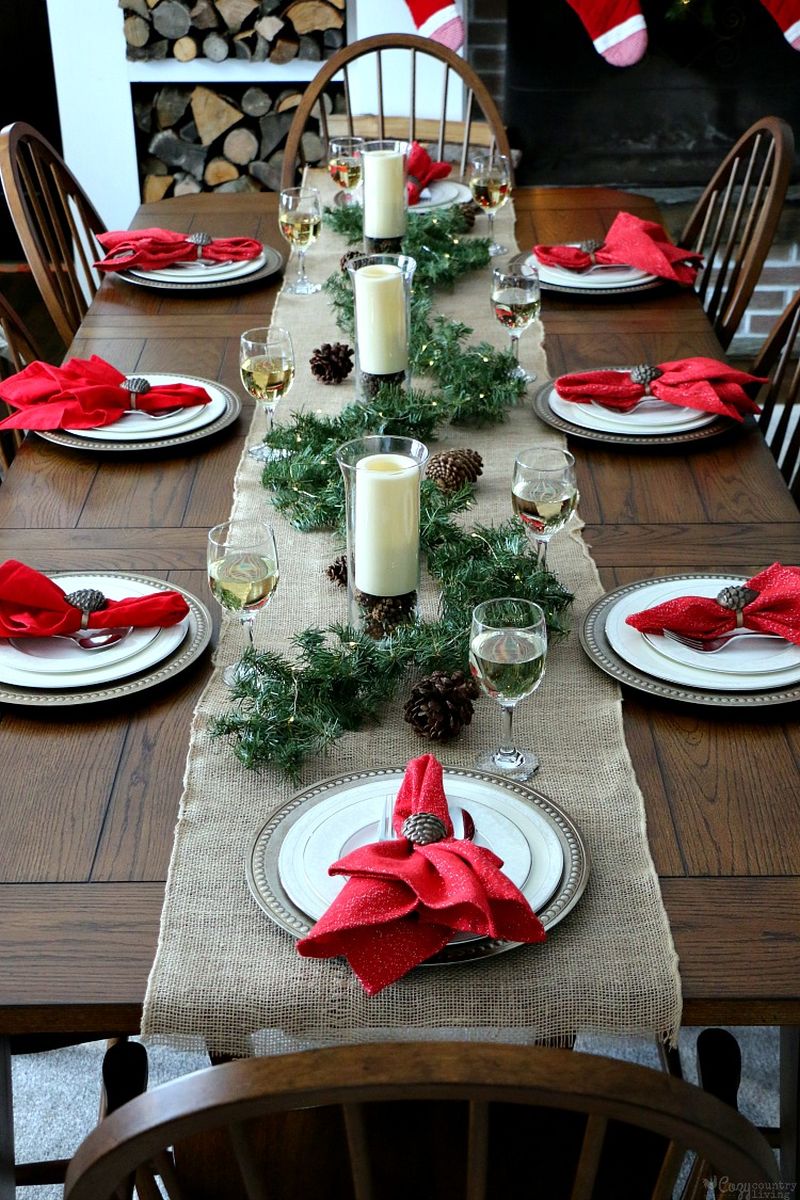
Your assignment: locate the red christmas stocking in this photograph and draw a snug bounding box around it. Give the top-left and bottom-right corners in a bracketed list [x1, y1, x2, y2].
[565, 0, 648, 66]
[757, 0, 800, 47]
[403, 0, 465, 51]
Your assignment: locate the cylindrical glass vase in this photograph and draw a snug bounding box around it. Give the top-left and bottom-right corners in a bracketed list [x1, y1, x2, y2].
[336, 434, 429, 640]
[361, 139, 408, 253]
[347, 252, 416, 402]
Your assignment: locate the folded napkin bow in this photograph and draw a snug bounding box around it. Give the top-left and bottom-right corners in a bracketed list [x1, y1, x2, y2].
[626, 563, 800, 645]
[0, 355, 211, 431]
[554, 358, 764, 422]
[94, 227, 263, 272]
[533, 211, 703, 285]
[406, 141, 452, 207]
[0, 559, 189, 639]
[297, 753, 546, 995]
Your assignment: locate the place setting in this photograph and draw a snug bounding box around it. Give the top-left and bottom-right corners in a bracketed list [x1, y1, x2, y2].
[524, 210, 702, 297]
[581, 563, 800, 708]
[0, 355, 241, 453]
[93, 226, 284, 292]
[0, 559, 212, 707]
[533, 357, 765, 446]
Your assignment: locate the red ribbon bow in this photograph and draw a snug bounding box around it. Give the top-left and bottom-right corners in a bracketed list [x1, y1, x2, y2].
[0, 559, 189, 639]
[554, 358, 764, 422]
[533, 211, 703, 285]
[94, 227, 263, 272]
[626, 564, 800, 645]
[0, 355, 211, 431]
[297, 754, 546, 995]
[406, 142, 452, 207]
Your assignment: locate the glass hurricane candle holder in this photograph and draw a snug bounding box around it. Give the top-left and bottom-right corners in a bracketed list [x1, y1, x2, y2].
[347, 253, 416, 402]
[361, 139, 408, 253]
[336, 434, 429, 640]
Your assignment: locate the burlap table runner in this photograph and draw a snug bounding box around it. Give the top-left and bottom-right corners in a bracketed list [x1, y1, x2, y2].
[142, 176, 682, 1056]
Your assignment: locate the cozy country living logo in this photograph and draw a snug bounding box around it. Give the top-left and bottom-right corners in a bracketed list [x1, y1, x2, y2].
[704, 1179, 797, 1199]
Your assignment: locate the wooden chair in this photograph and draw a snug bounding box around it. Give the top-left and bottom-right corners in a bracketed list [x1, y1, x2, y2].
[750, 287, 800, 500]
[63, 1041, 778, 1200]
[0, 121, 107, 348]
[0, 288, 46, 478]
[280, 34, 513, 193]
[679, 115, 794, 351]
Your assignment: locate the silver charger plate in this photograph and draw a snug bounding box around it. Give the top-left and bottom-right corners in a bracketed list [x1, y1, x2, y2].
[532, 381, 731, 446]
[114, 244, 284, 292]
[580, 573, 800, 708]
[0, 572, 212, 707]
[35, 375, 241, 453]
[247, 765, 590, 966]
[521, 251, 666, 298]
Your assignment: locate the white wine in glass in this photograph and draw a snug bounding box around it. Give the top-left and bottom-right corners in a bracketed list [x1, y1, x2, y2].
[512, 447, 578, 568]
[328, 135, 364, 207]
[492, 264, 540, 383]
[240, 326, 295, 462]
[466, 151, 511, 257]
[279, 185, 322, 295]
[469, 597, 548, 780]
[208, 519, 280, 687]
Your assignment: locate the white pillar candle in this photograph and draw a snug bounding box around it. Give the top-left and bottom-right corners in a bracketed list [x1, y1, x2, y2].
[363, 149, 406, 238]
[354, 453, 419, 596]
[353, 263, 407, 375]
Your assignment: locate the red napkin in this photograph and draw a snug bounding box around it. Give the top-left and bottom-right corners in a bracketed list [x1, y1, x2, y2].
[0, 355, 211, 431]
[533, 211, 703, 285]
[297, 753, 546, 995]
[626, 564, 800, 645]
[94, 227, 263, 272]
[0, 559, 189, 638]
[406, 141, 452, 207]
[554, 358, 764, 422]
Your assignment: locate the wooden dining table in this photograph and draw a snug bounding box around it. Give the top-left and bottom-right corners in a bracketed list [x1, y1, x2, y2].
[0, 185, 798, 1189]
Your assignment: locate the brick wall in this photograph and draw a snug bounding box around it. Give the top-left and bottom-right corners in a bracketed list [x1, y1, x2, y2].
[466, 0, 507, 116]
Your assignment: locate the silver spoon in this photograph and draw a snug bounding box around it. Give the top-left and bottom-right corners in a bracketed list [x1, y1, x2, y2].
[51, 626, 134, 651]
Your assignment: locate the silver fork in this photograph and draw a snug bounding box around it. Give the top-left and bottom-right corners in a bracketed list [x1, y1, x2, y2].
[662, 629, 783, 654]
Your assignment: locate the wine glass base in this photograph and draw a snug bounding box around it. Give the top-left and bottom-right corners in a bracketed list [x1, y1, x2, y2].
[222, 661, 256, 687]
[476, 747, 540, 781]
[283, 279, 321, 295]
[489, 241, 509, 258]
[512, 364, 537, 384]
[248, 443, 286, 462]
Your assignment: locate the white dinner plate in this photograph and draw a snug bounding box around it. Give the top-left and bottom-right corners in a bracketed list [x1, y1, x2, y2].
[411, 180, 472, 213]
[526, 249, 658, 290]
[0, 573, 189, 689]
[2, 623, 160, 675]
[127, 247, 268, 284]
[641, 629, 800, 676]
[605, 576, 800, 691]
[548, 390, 716, 435]
[64, 377, 227, 442]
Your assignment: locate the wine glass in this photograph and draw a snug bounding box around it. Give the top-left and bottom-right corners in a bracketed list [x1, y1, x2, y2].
[278, 185, 322, 295]
[239, 326, 295, 463]
[328, 135, 364, 207]
[469, 597, 548, 780]
[466, 150, 511, 257]
[492, 264, 540, 383]
[207, 519, 280, 687]
[512, 447, 579, 568]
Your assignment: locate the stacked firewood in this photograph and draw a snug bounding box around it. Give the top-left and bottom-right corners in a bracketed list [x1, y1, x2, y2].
[123, 0, 346, 64]
[134, 82, 337, 199]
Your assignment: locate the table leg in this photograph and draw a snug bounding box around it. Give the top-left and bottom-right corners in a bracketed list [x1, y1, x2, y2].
[780, 1026, 799, 1185]
[0, 1038, 15, 1200]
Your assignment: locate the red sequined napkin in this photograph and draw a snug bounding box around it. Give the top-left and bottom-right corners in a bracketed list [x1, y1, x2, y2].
[406, 142, 452, 207]
[94, 227, 263, 272]
[0, 559, 189, 638]
[554, 358, 764, 422]
[626, 564, 800, 644]
[297, 753, 546, 995]
[0, 355, 211, 431]
[533, 211, 702, 285]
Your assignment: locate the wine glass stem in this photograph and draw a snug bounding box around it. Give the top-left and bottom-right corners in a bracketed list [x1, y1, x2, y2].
[296, 249, 308, 286]
[487, 211, 495, 243]
[261, 404, 275, 438]
[509, 333, 520, 362]
[495, 703, 520, 766]
[536, 538, 549, 568]
[240, 614, 256, 652]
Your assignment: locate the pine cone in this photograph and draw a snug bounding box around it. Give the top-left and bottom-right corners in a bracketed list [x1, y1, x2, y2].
[310, 342, 354, 385]
[340, 249, 361, 274]
[325, 554, 348, 587]
[458, 201, 479, 230]
[426, 448, 484, 493]
[717, 584, 758, 612]
[356, 589, 416, 639]
[403, 669, 480, 741]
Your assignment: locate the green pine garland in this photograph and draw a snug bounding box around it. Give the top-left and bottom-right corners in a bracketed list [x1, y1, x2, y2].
[211, 200, 575, 778]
